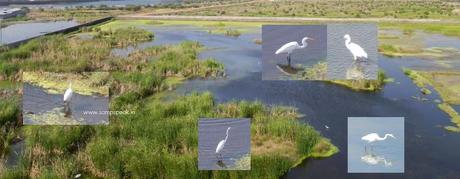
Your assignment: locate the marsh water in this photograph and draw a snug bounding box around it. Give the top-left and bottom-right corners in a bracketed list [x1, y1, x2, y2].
[0, 20, 79, 45]
[22, 83, 109, 125]
[123, 25, 460, 178]
[198, 118, 250, 170]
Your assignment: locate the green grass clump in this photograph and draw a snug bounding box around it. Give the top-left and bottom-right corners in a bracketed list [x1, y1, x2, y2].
[0, 98, 20, 158]
[95, 26, 154, 47]
[0, 39, 40, 60]
[150, 41, 224, 79]
[378, 44, 403, 56]
[330, 70, 388, 91]
[224, 29, 241, 37]
[301, 61, 327, 80]
[0, 98, 20, 126]
[23, 126, 95, 154]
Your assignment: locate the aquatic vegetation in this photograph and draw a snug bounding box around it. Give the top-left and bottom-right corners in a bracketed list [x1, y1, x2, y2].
[24, 107, 85, 125]
[2, 91, 337, 178]
[403, 69, 460, 104]
[233, 154, 251, 170]
[380, 23, 460, 38]
[379, 44, 459, 58]
[23, 72, 109, 96]
[302, 62, 388, 91]
[0, 18, 337, 178]
[0, 35, 113, 78]
[301, 61, 327, 80]
[404, 68, 460, 132]
[95, 26, 154, 47]
[224, 29, 241, 37]
[330, 70, 388, 91]
[0, 97, 20, 158]
[102, 19, 262, 36]
[438, 103, 460, 132]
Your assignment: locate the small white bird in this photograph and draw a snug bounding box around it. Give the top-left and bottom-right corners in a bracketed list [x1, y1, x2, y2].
[325, 125, 330, 130]
[216, 127, 231, 160]
[275, 36, 314, 66]
[63, 82, 73, 103]
[344, 34, 368, 61]
[361, 133, 396, 143]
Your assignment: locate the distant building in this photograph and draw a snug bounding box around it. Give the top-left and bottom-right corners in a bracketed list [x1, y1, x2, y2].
[0, 8, 26, 19]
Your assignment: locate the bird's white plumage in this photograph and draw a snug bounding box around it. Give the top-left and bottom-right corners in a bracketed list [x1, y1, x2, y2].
[344, 34, 368, 60]
[63, 83, 73, 102]
[216, 139, 225, 153]
[361, 133, 395, 143]
[275, 41, 300, 55]
[216, 127, 231, 155]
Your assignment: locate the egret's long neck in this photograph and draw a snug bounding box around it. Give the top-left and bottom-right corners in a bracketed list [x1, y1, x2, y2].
[224, 129, 230, 141]
[300, 39, 308, 49]
[345, 38, 351, 47]
[382, 134, 391, 140]
[69, 83, 72, 89]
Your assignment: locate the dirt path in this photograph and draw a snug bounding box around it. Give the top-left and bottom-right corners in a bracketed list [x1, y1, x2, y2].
[118, 15, 460, 23]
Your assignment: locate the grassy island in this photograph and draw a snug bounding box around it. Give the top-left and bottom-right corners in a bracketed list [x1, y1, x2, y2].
[302, 62, 390, 91]
[403, 68, 460, 132]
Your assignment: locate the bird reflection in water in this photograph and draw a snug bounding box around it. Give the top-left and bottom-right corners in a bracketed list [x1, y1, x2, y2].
[63, 104, 72, 118]
[361, 152, 393, 167]
[216, 160, 227, 169]
[276, 64, 302, 75]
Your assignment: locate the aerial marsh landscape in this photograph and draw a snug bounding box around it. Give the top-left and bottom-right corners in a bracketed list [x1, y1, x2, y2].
[1, 0, 460, 178]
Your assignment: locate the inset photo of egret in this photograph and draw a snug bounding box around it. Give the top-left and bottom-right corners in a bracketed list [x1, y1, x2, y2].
[348, 117, 404, 173]
[198, 118, 250, 170]
[22, 72, 109, 125]
[262, 25, 327, 80]
[327, 24, 378, 80]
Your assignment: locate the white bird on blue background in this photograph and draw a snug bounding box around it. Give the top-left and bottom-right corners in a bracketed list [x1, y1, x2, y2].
[344, 34, 368, 61]
[216, 127, 231, 160]
[361, 133, 396, 143]
[275, 36, 314, 66]
[63, 82, 73, 104]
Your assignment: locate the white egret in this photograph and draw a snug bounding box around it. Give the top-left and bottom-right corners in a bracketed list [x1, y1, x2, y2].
[63, 82, 73, 103]
[275, 36, 314, 66]
[361, 133, 396, 143]
[362, 133, 396, 152]
[344, 34, 368, 61]
[216, 127, 231, 160]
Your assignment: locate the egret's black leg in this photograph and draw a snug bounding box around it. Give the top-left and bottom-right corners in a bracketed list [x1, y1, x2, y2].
[287, 55, 291, 67]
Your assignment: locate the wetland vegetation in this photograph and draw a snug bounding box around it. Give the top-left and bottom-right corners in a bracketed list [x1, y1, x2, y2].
[0, 19, 337, 178]
[302, 62, 389, 91]
[403, 68, 460, 132]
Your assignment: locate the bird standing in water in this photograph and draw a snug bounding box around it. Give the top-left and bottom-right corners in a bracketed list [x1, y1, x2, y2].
[216, 127, 231, 160]
[275, 36, 314, 67]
